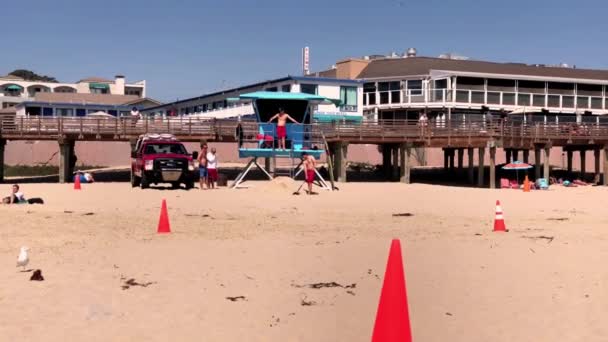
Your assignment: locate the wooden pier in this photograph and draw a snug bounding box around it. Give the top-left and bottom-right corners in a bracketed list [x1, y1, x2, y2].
[1, 115, 608, 186]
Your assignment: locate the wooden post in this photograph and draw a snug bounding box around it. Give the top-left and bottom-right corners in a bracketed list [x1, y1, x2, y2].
[567, 149, 573, 173]
[58, 140, 75, 184]
[457, 148, 464, 169]
[0, 139, 5, 183]
[523, 150, 529, 164]
[478, 148, 485, 187]
[594, 148, 600, 183]
[535, 147, 541, 179]
[467, 147, 474, 184]
[543, 146, 551, 180]
[333, 141, 348, 183]
[580, 150, 586, 179]
[392, 145, 399, 181]
[604, 145, 608, 186]
[489, 146, 496, 189]
[399, 143, 411, 184]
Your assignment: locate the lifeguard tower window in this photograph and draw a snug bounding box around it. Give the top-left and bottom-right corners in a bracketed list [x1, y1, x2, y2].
[256, 99, 310, 124]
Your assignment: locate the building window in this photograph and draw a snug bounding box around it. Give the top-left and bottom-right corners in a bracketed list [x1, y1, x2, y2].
[407, 80, 422, 96]
[577, 96, 589, 109]
[339, 86, 358, 112]
[281, 84, 291, 92]
[363, 82, 376, 105]
[502, 93, 516, 105]
[562, 96, 575, 108]
[56, 108, 73, 116]
[300, 84, 317, 95]
[547, 95, 560, 107]
[517, 94, 531, 106]
[456, 90, 469, 103]
[91, 88, 108, 94]
[266, 87, 278, 92]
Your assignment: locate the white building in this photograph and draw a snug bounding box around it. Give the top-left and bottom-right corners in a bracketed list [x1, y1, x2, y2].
[142, 76, 362, 122]
[0, 74, 146, 110]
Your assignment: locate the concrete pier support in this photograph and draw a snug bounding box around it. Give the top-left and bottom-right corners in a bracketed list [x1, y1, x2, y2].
[399, 143, 411, 184]
[505, 149, 512, 163]
[59, 140, 75, 184]
[594, 148, 600, 182]
[467, 147, 474, 184]
[332, 142, 348, 183]
[535, 147, 541, 179]
[0, 139, 5, 183]
[457, 148, 464, 169]
[443, 149, 449, 170]
[489, 146, 496, 189]
[567, 150, 573, 173]
[543, 146, 551, 180]
[512, 149, 519, 162]
[478, 148, 485, 187]
[580, 150, 586, 178]
[392, 145, 399, 180]
[523, 150, 530, 164]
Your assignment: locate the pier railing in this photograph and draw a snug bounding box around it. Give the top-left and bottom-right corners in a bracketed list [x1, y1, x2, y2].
[3, 115, 608, 144]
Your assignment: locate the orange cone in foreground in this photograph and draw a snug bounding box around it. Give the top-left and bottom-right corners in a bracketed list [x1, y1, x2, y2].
[371, 239, 412, 342]
[157, 199, 171, 233]
[523, 175, 530, 192]
[73, 174, 81, 190]
[493, 200, 507, 232]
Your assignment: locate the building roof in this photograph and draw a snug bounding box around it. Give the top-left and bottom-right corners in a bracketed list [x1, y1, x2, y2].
[33, 92, 140, 105]
[0, 106, 17, 114]
[78, 77, 113, 83]
[0, 74, 25, 81]
[313, 68, 338, 78]
[357, 56, 608, 81]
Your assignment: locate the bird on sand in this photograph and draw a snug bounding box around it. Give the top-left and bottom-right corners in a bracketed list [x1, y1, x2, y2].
[16, 246, 29, 271]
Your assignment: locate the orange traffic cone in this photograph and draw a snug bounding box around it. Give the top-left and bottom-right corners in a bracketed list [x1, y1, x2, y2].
[73, 173, 81, 190]
[493, 200, 507, 232]
[157, 199, 171, 234]
[371, 239, 412, 342]
[523, 175, 530, 192]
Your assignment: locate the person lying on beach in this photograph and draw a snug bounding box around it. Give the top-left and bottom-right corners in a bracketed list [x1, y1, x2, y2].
[3, 184, 26, 204]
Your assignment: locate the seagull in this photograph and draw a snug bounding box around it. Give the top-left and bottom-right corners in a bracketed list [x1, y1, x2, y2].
[16, 246, 29, 272]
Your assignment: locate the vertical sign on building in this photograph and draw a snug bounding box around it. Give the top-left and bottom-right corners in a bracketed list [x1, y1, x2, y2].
[302, 46, 310, 75]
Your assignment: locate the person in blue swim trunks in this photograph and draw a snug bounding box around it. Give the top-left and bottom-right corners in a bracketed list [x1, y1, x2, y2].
[197, 143, 208, 190]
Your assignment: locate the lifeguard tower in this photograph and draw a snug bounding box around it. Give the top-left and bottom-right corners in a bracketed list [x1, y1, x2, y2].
[229, 91, 338, 189]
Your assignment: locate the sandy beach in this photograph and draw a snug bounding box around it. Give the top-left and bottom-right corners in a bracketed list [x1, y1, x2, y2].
[1, 180, 607, 341]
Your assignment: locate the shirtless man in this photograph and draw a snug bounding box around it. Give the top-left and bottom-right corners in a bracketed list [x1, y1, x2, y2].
[268, 108, 299, 150]
[197, 143, 208, 190]
[302, 153, 317, 195]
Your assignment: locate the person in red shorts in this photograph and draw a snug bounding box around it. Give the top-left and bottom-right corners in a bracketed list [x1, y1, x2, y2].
[302, 152, 317, 195]
[268, 108, 299, 150]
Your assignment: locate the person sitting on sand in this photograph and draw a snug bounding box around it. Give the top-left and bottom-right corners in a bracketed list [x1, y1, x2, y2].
[302, 152, 317, 195]
[3, 184, 26, 204]
[268, 108, 299, 150]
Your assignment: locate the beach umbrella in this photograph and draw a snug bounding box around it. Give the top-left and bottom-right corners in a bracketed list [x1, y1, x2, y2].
[502, 161, 533, 183]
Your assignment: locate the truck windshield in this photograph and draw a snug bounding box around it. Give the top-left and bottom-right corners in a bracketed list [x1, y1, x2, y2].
[143, 143, 187, 155]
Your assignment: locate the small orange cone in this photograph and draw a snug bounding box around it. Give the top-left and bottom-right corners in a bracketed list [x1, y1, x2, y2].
[371, 239, 412, 342]
[157, 199, 171, 234]
[73, 173, 81, 190]
[493, 200, 507, 232]
[523, 175, 530, 192]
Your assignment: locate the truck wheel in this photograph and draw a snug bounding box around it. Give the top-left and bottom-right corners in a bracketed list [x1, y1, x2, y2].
[171, 182, 180, 189]
[185, 181, 194, 190]
[131, 170, 141, 187]
[140, 174, 149, 189]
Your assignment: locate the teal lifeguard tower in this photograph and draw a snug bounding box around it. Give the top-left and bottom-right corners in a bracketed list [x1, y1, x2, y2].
[229, 91, 339, 188]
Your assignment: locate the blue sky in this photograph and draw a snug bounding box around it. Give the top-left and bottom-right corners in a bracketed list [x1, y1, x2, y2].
[2, 0, 608, 102]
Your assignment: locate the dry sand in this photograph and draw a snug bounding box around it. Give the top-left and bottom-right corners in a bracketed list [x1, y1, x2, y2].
[1, 181, 607, 341]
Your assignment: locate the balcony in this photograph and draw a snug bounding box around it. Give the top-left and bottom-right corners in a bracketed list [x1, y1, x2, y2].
[363, 88, 608, 112]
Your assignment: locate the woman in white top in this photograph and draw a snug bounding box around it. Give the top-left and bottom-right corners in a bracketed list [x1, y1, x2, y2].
[206, 147, 218, 189]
